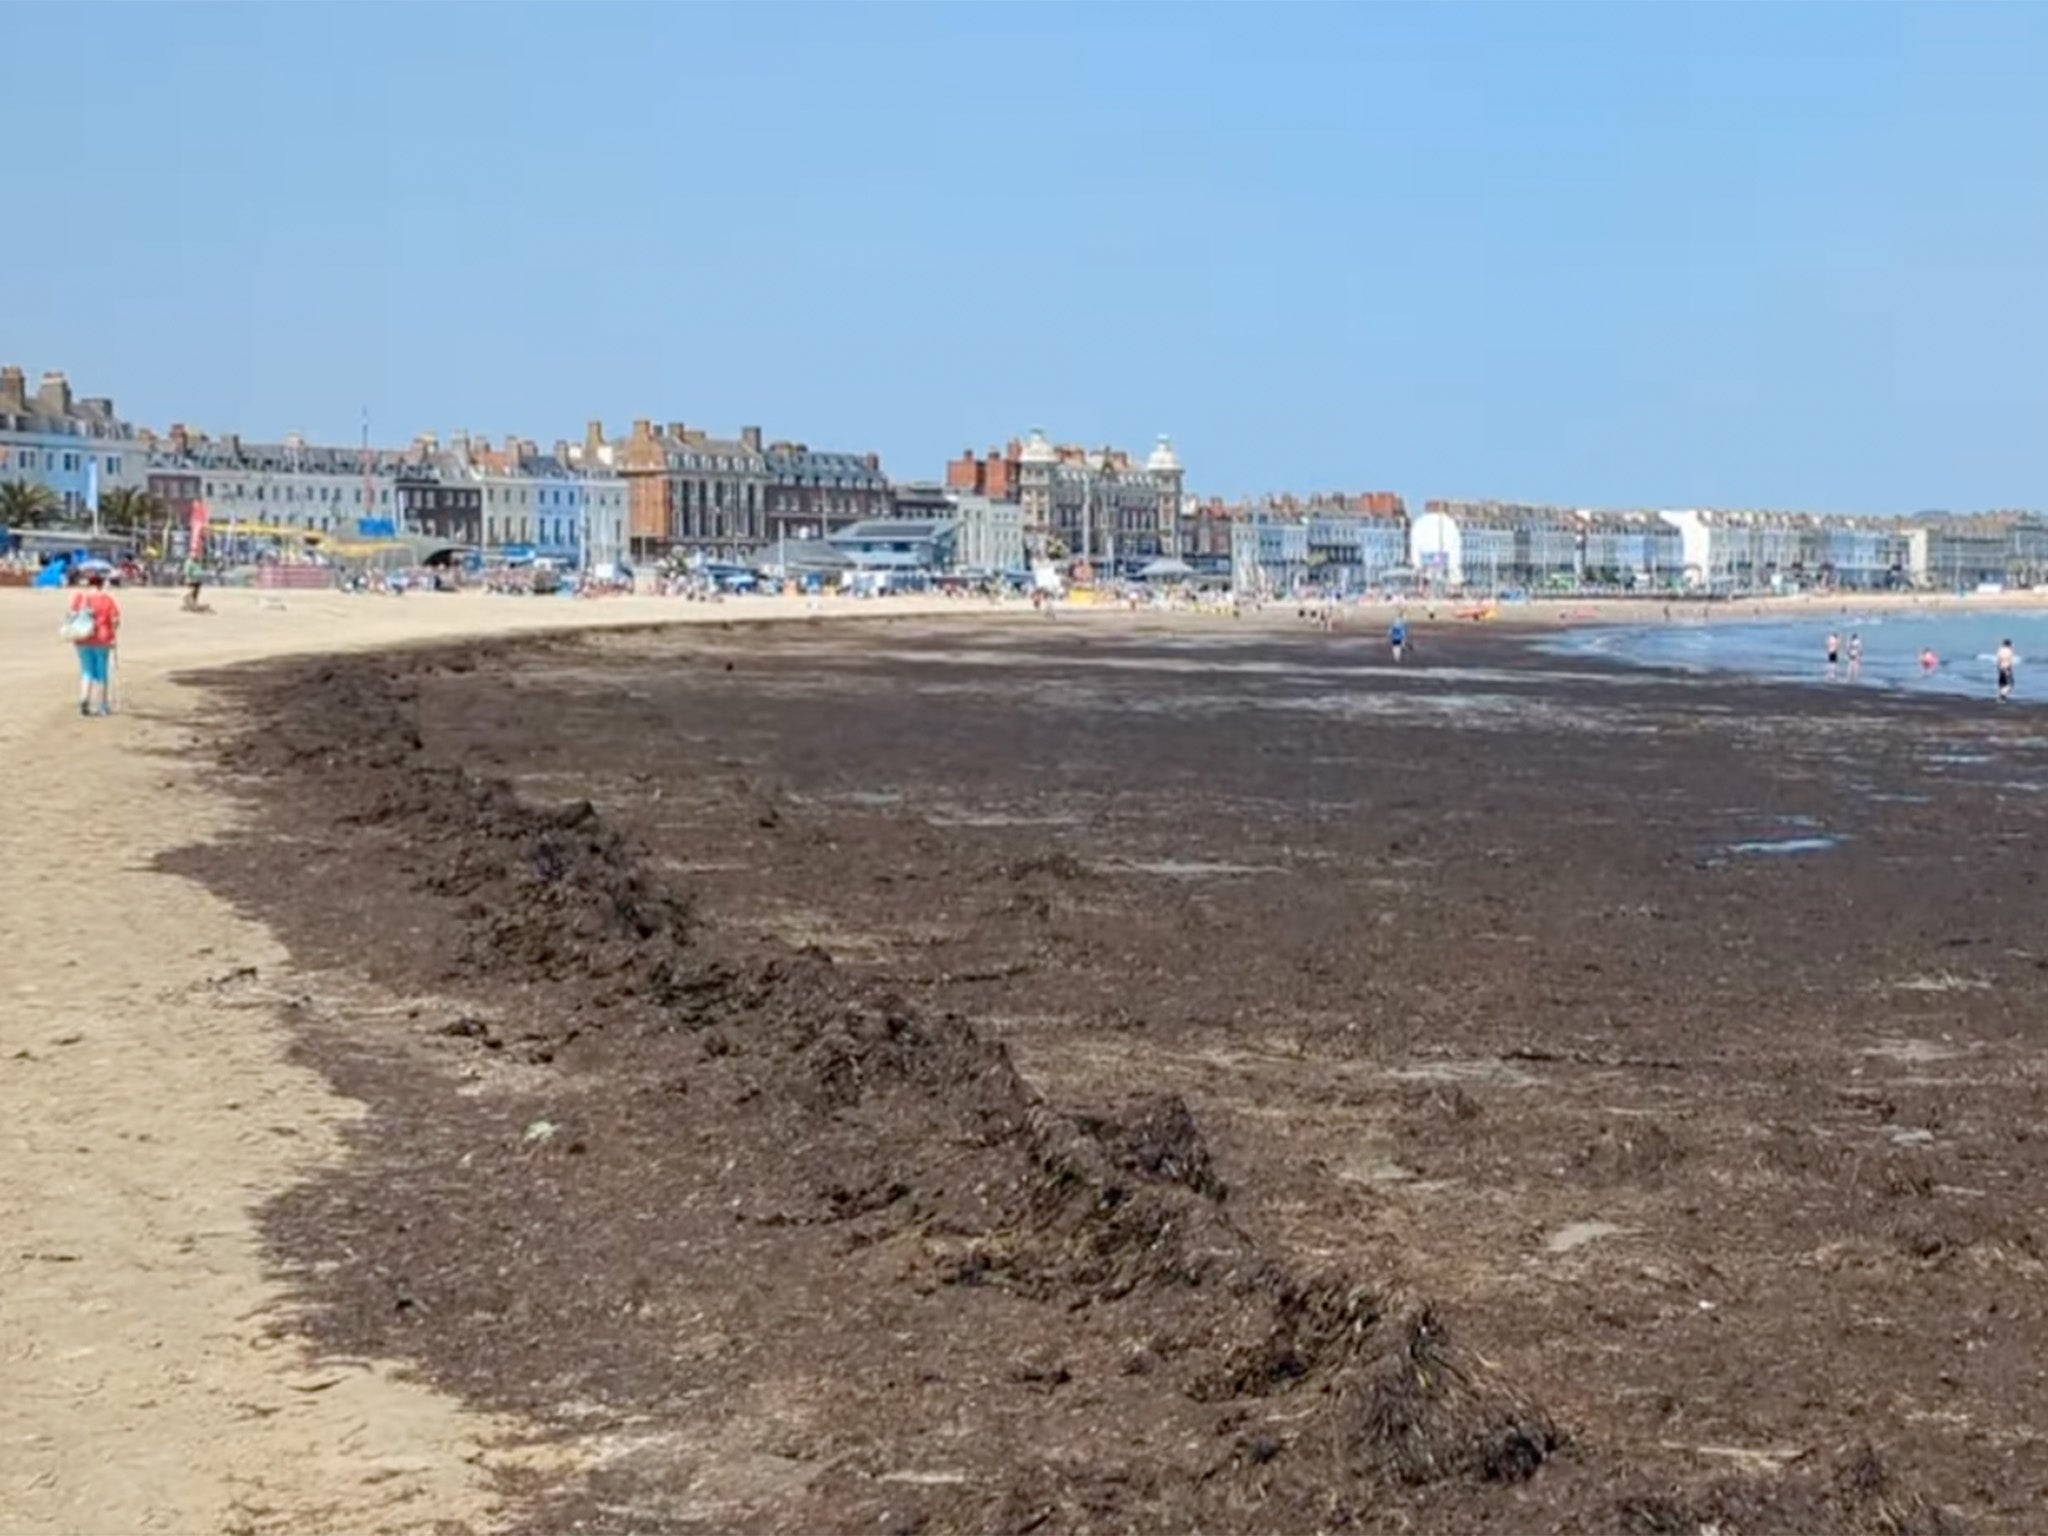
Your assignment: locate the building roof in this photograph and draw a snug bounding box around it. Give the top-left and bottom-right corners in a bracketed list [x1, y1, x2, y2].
[0, 368, 135, 439]
[149, 439, 410, 476]
[1018, 428, 1058, 466]
[1145, 435, 1182, 474]
[830, 518, 954, 543]
[655, 428, 762, 472]
[763, 446, 886, 487]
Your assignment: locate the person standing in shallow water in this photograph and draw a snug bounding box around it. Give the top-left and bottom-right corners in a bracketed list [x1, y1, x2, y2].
[67, 571, 121, 717]
[1997, 639, 2016, 702]
[1847, 633, 1863, 681]
[1825, 631, 1840, 680]
[1389, 613, 1408, 663]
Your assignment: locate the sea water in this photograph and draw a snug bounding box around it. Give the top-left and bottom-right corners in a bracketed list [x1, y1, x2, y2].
[1549, 608, 2048, 702]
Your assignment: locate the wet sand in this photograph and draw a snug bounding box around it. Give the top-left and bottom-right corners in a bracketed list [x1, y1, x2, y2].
[154, 611, 2048, 1532]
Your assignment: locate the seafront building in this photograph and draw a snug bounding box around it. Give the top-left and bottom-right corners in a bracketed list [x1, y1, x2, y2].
[1914, 514, 2048, 591]
[764, 442, 894, 550]
[16, 354, 2048, 595]
[436, 430, 629, 570]
[1222, 496, 2032, 598]
[0, 368, 145, 516]
[886, 482, 1027, 574]
[1226, 494, 1410, 595]
[618, 419, 890, 563]
[1410, 501, 1687, 591]
[619, 419, 767, 563]
[137, 423, 628, 571]
[949, 430, 1185, 566]
[143, 426, 407, 536]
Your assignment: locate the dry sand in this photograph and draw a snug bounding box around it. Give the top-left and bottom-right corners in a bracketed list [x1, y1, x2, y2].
[0, 585, 981, 1536]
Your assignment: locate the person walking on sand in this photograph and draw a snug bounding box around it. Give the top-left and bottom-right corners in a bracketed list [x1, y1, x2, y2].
[66, 570, 121, 717]
[1825, 631, 1840, 681]
[1997, 638, 2016, 702]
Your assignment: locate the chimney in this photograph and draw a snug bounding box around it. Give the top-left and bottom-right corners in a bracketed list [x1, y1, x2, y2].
[0, 366, 24, 411]
[666, 421, 688, 441]
[631, 418, 655, 441]
[170, 424, 190, 454]
[863, 452, 880, 472]
[223, 433, 242, 457]
[741, 425, 762, 452]
[34, 371, 71, 416]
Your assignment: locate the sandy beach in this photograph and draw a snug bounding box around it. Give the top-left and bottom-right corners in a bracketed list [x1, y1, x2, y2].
[7, 583, 2048, 1534]
[0, 586, 987, 1536]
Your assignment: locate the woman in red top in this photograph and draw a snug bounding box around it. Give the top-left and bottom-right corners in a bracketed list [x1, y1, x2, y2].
[68, 572, 121, 716]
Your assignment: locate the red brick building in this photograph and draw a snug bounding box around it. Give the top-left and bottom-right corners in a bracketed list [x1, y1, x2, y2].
[945, 441, 1023, 502]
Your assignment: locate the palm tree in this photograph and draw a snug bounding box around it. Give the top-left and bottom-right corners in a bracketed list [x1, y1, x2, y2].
[96, 486, 161, 541]
[0, 481, 61, 530]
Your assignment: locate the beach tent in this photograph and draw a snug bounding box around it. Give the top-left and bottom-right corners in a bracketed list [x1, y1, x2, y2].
[1137, 556, 1195, 582]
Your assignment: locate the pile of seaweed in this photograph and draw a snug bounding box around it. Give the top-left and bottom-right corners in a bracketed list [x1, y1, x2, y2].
[186, 647, 1568, 1528]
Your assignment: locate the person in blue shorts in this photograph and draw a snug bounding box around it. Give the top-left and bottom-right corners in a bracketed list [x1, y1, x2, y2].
[67, 571, 121, 716]
[1390, 614, 1408, 663]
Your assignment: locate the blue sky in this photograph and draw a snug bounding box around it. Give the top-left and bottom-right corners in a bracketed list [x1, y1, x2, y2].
[6, 2, 2044, 510]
